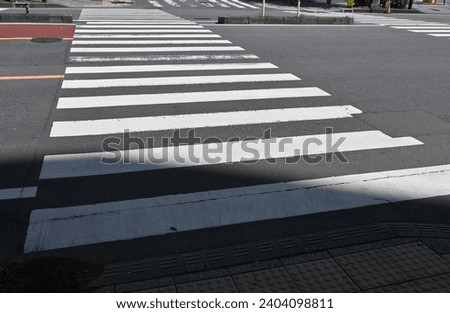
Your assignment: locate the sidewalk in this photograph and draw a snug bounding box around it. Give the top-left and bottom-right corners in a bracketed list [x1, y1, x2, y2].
[91, 223, 450, 293]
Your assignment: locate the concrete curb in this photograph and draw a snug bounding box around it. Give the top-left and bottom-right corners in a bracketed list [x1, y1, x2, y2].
[0, 14, 73, 23]
[218, 15, 354, 24]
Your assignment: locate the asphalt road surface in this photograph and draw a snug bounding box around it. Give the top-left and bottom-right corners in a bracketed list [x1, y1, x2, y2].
[1, 3, 450, 265]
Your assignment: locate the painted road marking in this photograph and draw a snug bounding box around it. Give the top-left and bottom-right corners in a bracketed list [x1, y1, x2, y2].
[208, 0, 229, 7]
[429, 34, 450, 37]
[0, 75, 64, 81]
[65, 62, 273, 74]
[70, 46, 245, 53]
[231, 0, 259, 8]
[221, 0, 245, 8]
[74, 34, 221, 38]
[74, 29, 212, 33]
[67, 54, 260, 63]
[40, 131, 422, 179]
[71, 39, 232, 45]
[85, 21, 197, 24]
[56, 87, 330, 109]
[392, 26, 450, 29]
[25, 163, 450, 252]
[61, 73, 300, 89]
[407, 29, 450, 33]
[77, 25, 204, 29]
[50, 105, 356, 137]
[0, 187, 37, 200]
[161, 0, 181, 7]
[147, 0, 164, 7]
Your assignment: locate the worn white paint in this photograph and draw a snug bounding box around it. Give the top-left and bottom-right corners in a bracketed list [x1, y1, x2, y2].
[67, 54, 260, 63]
[71, 39, 231, 45]
[65, 62, 272, 74]
[70, 46, 244, 53]
[61, 73, 300, 89]
[85, 21, 196, 24]
[74, 34, 221, 38]
[74, 29, 211, 33]
[77, 25, 203, 29]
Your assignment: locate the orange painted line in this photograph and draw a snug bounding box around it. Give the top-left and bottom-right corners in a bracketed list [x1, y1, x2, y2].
[0, 75, 65, 81]
[0, 38, 73, 40]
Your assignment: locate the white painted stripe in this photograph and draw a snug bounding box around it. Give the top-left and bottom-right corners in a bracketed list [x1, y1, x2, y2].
[50, 105, 353, 137]
[221, 0, 245, 8]
[392, 26, 450, 29]
[26, 163, 450, 252]
[180, 0, 198, 7]
[40, 131, 422, 179]
[62, 73, 300, 89]
[56, 87, 330, 110]
[65, 62, 273, 74]
[384, 23, 448, 26]
[79, 20, 187, 23]
[231, 0, 259, 9]
[77, 25, 204, 29]
[74, 34, 221, 38]
[0, 187, 37, 200]
[408, 29, 450, 33]
[147, 0, 164, 7]
[71, 40, 232, 45]
[70, 46, 244, 53]
[67, 54, 260, 63]
[75, 29, 212, 33]
[85, 21, 196, 24]
[429, 34, 450, 37]
[209, 0, 229, 7]
[161, 0, 181, 6]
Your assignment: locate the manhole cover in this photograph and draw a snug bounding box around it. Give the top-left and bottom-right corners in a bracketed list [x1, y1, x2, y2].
[31, 37, 63, 43]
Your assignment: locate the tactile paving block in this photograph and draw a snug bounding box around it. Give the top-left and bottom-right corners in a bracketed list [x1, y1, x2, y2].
[414, 273, 450, 293]
[285, 258, 360, 293]
[334, 249, 409, 290]
[380, 242, 450, 280]
[365, 281, 423, 293]
[176, 276, 238, 293]
[138, 285, 177, 293]
[233, 267, 300, 293]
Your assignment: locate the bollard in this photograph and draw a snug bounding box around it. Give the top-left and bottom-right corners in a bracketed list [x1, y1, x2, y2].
[25, 3, 29, 14]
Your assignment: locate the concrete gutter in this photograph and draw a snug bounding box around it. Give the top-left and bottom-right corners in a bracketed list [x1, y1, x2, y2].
[218, 15, 354, 25]
[0, 14, 72, 23]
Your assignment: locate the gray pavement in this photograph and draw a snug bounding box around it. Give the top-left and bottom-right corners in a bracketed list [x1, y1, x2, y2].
[96, 231, 450, 293]
[1, 1, 450, 292]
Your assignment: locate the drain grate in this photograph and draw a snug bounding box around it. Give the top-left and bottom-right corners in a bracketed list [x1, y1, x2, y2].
[31, 37, 62, 43]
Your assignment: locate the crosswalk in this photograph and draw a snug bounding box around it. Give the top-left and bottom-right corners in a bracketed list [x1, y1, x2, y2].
[23, 9, 450, 253]
[146, 0, 259, 9]
[355, 14, 450, 40]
